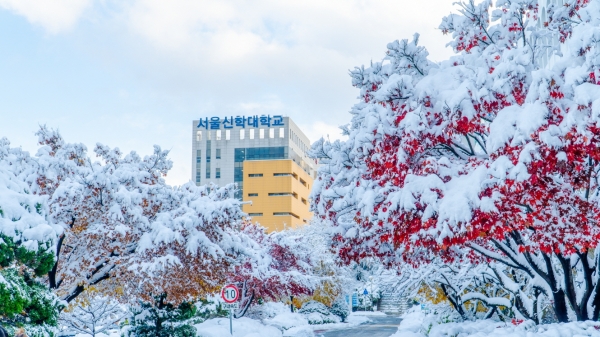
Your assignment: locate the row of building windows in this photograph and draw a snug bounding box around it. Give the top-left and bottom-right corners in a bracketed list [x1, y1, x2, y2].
[196, 166, 221, 180]
[289, 129, 309, 155]
[247, 192, 307, 204]
[268, 192, 296, 197]
[196, 148, 307, 186]
[245, 171, 308, 188]
[196, 128, 285, 142]
[195, 149, 202, 183]
[248, 212, 300, 219]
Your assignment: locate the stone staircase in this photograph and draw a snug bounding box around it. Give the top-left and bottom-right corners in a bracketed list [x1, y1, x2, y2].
[378, 291, 411, 314]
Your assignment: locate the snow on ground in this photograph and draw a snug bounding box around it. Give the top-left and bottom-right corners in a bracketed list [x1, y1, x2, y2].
[311, 313, 371, 332]
[264, 312, 310, 331]
[195, 317, 282, 337]
[74, 331, 120, 337]
[391, 310, 600, 337]
[351, 311, 387, 316]
[195, 310, 373, 337]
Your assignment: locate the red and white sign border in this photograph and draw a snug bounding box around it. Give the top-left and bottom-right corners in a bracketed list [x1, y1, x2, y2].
[221, 284, 240, 304]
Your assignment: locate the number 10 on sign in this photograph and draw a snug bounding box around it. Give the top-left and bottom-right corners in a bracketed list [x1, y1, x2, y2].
[221, 284, 239, 335]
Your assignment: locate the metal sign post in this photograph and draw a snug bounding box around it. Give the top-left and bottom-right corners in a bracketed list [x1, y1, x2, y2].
[221, 284, 240, 335]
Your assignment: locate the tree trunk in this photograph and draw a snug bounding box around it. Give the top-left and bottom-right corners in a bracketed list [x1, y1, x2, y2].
[552, 289, 569, 323]
[440, 283, 467, 320]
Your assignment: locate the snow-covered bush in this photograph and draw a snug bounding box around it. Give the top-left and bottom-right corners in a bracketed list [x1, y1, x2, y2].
[245, 301, 290, 321]
[263, 312, 309, 331]
[0, 268, 62, 337]
[298, 301, 338, 325]
[192, 298, 228, 323]
[60, 294, 127, 337]
[329, 297, 350, 322]
[125, 294, 197, 337]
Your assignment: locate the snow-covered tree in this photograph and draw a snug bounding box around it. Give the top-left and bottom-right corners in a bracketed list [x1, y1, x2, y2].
[229, 224, 318, 317]
[311, 0, 600, 323]
[0, 126, 248, 306]
[329, 297, 350, 322]
[0, 137, 62, 336]
[61, 294, 127, 337]
[125, 294, 197, 337]
[0, 268, 63, 337]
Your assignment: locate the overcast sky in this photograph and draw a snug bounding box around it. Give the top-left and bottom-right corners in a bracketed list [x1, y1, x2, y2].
[0, 0, 457, 185]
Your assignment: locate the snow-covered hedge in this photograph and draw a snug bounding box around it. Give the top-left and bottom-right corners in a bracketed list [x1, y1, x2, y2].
[298, 301, 339, 325]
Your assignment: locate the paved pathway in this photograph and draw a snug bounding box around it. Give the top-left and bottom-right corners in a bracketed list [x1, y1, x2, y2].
[314, 315, 401, 337]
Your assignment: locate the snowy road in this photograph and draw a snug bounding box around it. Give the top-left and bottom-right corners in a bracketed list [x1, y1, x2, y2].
[314, 315, 401, 337]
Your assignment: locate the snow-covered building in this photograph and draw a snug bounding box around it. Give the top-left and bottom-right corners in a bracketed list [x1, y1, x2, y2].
[191, 116, 316, 231]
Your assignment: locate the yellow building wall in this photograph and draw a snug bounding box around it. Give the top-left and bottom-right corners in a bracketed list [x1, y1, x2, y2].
[242, 159, 313, 232]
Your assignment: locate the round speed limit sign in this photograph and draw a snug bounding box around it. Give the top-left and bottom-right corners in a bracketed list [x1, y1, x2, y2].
[221, 284, 240, 304]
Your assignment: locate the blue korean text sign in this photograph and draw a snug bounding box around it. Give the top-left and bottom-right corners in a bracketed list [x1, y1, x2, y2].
[197, 115, 284, 129]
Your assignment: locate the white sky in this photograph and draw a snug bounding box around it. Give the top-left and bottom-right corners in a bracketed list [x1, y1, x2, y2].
[0, 0, 457, 185]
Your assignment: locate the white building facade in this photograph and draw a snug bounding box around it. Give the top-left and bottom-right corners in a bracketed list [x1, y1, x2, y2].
[191, 115, 315, 198]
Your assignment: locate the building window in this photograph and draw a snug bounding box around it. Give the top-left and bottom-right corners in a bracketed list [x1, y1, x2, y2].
[273, 212, 299, 219]
[216, 168, 221, 178]
[250, 129, 255, 139]
[269, 192, 293, 196]
[269, 128, 274, 138]
[248, 213, 263, 216]
[259, 129, 264, 139]
[216, 149, 221, 159]
[234, 148, 245, 200]
[196, 149, 202, 184]
[244, 147, 287, 160]
[248, 173, 263, 177]
[301, 198, 307, 205]
[248, 193, 258, 197]
[274, 173, 292, 176]
[240, 129, 245, 140]
[292, 192, 298, 199]
[226, 130, 231, 140]
[279, 128, 284, 138]
[299, 178, 307, 186]
[216, 130, 222, 140]
[196, 131, 202, 141]
[206, 140, 211, 179]
[206, 141, 211, 162]
[292, 173, 298, 179]
[207, 131, 212, 140]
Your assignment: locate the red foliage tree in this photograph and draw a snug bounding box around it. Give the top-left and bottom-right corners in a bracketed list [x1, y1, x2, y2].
[312, 0, 600, 322]
[228, 224, 316, 317]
